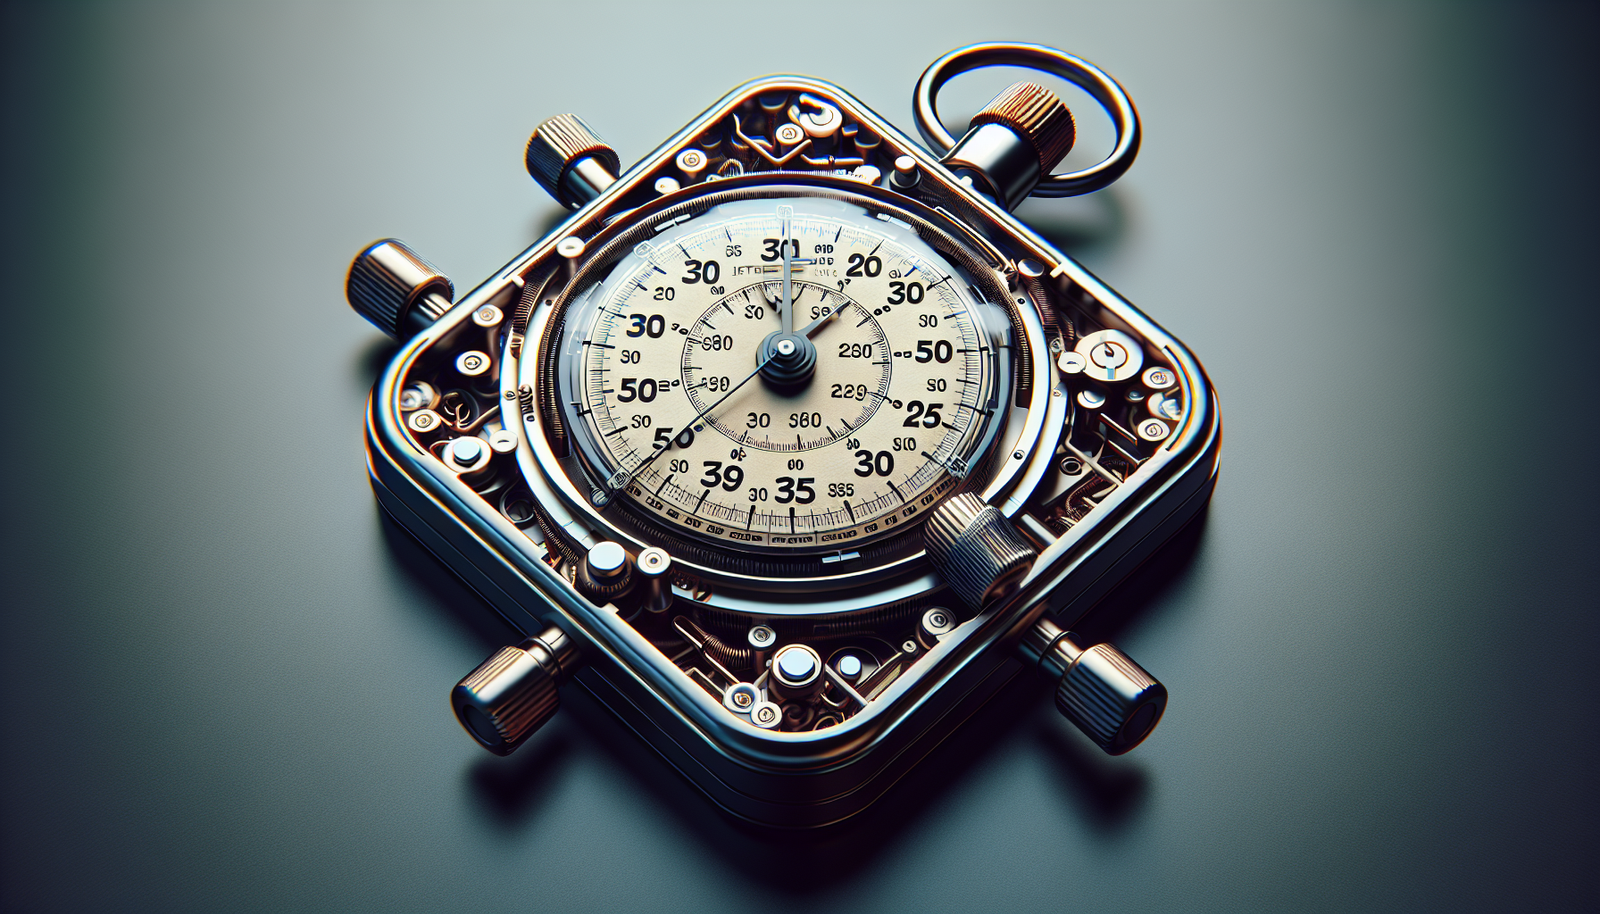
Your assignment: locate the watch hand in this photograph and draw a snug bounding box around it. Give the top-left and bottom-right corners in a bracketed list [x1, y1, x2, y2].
[608, 350, 776, 492]
[797, 299, 845, 338]
[780, 213, 794, 336]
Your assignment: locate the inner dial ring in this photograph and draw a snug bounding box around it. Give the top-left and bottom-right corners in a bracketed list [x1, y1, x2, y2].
[683, 281, 890, 452]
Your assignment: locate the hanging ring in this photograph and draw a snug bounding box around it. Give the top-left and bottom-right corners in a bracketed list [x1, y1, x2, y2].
[913, 42, 1141, 198]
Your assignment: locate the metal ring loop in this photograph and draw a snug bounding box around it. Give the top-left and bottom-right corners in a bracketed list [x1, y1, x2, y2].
[913, 42, 1141, 198]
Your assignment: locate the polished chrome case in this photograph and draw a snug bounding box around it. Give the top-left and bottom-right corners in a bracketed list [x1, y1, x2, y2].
[359, 72, 1219, 827]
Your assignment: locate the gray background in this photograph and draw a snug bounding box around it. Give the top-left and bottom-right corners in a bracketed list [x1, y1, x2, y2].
[3, 2, 1596, 911]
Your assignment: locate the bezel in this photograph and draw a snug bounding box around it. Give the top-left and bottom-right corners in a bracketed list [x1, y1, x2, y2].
[548, 192, 1009, 571]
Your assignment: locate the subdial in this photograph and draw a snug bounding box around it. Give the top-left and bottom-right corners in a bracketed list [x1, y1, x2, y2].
[681, 281, 890, 452]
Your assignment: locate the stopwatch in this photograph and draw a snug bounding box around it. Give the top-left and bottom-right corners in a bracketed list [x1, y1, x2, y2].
[343, 43, 1220, 827]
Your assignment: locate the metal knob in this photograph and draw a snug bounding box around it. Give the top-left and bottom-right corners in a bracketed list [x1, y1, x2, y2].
[768, 643, 825, 702]
[924, 492, 1037, 609]
[450, 625, 579, 756]
[942, 82, 1076, 210]
[345, 239, 454, 340]
[636, 546, 674, 615]
[576, 541, 634, 603]
[1022, 616, 1166, 755]
[525, 114, 620, 208]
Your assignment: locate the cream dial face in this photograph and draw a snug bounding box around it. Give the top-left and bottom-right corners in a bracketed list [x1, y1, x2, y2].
[565, 197, 1001, 550]
[681, 281, 891, 451]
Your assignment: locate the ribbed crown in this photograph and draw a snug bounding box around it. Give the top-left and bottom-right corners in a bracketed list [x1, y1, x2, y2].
[971, 82, 1077, 174]
[525, 114, 621, 203]
[924, 493, 1037, 608]
[452, 642, 560, 756]
[1055, 643, 1166, 755]
[925, 492, 988, 557]
[345, 239, 452, 339]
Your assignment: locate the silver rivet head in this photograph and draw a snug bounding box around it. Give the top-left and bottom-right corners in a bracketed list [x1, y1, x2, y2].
[455, 351, 490, 376]
[448, 437, 484, 465]
[586, 541, 627, 577]
[777, 647, 816, 681]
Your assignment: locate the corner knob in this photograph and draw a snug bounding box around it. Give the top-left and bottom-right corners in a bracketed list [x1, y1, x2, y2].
[525, 114, 620, 208]
[974, 82, 1076, 175]
[450, 625, 580, 756]
[1023, 617, 1167, 755]
[345, 239, 453, 340]
[924, 492, 1037, 609]
[941, 82, 1076, 210]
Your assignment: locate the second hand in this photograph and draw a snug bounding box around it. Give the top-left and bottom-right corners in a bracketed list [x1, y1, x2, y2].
[599, 348, 778, 501]
[598, 273, 849, 506]
[781, 208, 794, 336]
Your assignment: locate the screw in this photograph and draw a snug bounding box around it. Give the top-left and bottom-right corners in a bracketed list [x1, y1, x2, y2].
[456, 351, 490, 376]
[748, 625, 777, 649]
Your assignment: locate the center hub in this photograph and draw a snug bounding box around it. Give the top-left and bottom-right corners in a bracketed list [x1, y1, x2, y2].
[757, 330, 816, 391]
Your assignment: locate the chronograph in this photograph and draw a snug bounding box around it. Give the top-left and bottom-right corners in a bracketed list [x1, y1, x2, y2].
[556, 195, 1006, 551]
[348, 50, 1218, 817]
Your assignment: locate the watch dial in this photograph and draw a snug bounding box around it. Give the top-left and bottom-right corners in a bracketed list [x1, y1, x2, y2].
[561, 196, 1003, 552]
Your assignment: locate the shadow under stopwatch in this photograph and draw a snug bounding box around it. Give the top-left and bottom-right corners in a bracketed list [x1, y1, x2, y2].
[374, 508, 526, 651]
[466, 727, 577, 831]
[357, 334, 399, 388]
[552, 658, 1058, 895]
[556, 684, 754, 835]
[1013, 186, 1130, 262]
[776, 673, 1058, 881]
[1033, 724, 1150, 832]
[1069, 504, 1212, 648]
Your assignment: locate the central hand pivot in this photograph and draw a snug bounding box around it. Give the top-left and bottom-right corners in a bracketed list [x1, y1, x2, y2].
[761, 205, 817, 391]
[757, 331, 816, 391]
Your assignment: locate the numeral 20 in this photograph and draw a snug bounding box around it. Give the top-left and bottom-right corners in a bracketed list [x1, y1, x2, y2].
[846, 253, 882, 277]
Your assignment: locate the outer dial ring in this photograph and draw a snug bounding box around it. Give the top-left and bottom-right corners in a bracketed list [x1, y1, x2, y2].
[567, 196, 994, 552]
[523, 177, 1038, 590]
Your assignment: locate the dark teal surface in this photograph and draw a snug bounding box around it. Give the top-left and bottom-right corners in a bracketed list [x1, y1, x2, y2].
[3, 2, 1596, 911]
